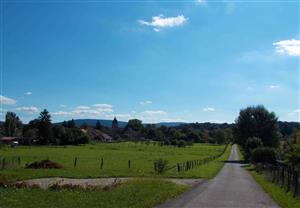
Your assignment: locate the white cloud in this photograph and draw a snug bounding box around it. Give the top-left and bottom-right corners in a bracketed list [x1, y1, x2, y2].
[273, 39, 300, 56]
[52, 104, 114, 118]
[203, 107, 215, 112]
[140, 100, 152, 105]
[52, 111, 72, 116]
[60, 104, 67, 108]
[288, 109, 300, 116]
[141, 110, 167, 116]
[138, 15, 188, 32]
[269, 85, 280, 89]
[25, 92, 32, 96]
[75, 106, 91, 110]
[195, 0, 207, 6]
[0, 95, 17, 105]
[15, 106, 39, 113]
[93, 104, 113, 108]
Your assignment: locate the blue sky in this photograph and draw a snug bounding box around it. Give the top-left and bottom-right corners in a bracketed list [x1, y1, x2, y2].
[0, 0, 299, 123]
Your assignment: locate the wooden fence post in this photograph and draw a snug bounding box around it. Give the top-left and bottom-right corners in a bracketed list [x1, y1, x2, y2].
[2, 158, 6, 169]
[101, 158, 104, 169]
[294, 170, 298, 197]
[74, 157, 77, 168]
[287, 167, 291, 192]
[17, 156, 21, 166]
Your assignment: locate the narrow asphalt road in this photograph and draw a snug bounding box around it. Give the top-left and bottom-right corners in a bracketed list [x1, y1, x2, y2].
[157, 144, 279, 208]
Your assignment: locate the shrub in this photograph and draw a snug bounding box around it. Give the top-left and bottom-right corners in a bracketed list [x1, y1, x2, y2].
[251, 147, 277, 164]
[154, 159, 169, 174]
[25, 160, 63, 169]
[177, 140, 187, 148]
[245, 137, 263, 160]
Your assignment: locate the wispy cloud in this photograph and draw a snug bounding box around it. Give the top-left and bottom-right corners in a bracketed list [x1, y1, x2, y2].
[93, 104, 113, 108]
[52, 104, 114, 117]
[273, 39, 300, 56]
[0, 95, 17, 105]
[15, 106, 39, 113]
[288, 109, 300, 116]
[269, 85, 280, 89]
[75, 106, 91, 110]
[138, 15, 188, 32]
[203, 107, 215, 112]
[60, 104, 67, 108]
[25, 92, 32, 96]
[195, 0, 207, 6]
[140, 100, 152, 105]
[141, 110, 167, 116]
[224, 2, 236, 15]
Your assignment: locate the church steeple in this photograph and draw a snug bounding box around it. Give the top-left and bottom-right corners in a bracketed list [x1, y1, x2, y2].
[112, 117, 118, 131]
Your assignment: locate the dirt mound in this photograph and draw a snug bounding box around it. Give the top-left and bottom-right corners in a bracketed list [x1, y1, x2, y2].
[25, 160, 63, 169]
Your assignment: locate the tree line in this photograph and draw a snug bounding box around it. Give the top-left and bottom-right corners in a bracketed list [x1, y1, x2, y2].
[1, 109, 233, 146]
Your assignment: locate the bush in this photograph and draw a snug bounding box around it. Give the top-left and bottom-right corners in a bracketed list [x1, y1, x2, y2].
[177, 140, 187, 148]
[245, 137, 263, 160]
[25, 160, 63, 169]
[251, 147, 277, 164]
[154, 159, 169, 174]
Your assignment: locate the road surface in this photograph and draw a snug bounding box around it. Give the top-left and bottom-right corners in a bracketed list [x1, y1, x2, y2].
[157, 144, 279, 208]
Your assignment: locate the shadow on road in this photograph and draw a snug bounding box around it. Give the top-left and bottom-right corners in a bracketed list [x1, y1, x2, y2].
[222, 160, 248, 164]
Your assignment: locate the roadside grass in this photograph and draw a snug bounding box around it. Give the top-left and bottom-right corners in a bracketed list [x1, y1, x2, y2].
[0, 142, 228, 182]
[236, 145, 300, 208]
[247, 167, 300, 208]
[0, 178, 188, 208]
[236, 145, 244, 160]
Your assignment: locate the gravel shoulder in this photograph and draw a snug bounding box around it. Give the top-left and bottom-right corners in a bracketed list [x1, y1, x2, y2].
[14, 177, 203, 190]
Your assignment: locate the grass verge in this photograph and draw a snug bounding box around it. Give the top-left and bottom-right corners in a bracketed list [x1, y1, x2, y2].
[236, 145, 300, 208]
[0, 178, 188, 208]
[247, 167, 300, 208]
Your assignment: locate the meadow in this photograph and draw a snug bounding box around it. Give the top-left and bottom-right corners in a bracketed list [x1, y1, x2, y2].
[0, 142, 230, 182]
[0, 142, 230, 208]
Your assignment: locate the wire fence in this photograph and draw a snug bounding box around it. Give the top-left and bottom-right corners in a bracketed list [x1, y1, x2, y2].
[255, 161, 300, 198]
[154, 144, 229, 174]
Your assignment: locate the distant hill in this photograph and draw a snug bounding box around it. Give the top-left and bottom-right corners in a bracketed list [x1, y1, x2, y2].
[154, 122, 187, 127]
[58, 119, 128, 128]
[56, 119, 187, 128]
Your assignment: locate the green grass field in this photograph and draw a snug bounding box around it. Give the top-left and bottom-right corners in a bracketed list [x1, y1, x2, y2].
[0, 142, 230, 182]
[0, 143, 230, 208]
[0, 179, 188, 208]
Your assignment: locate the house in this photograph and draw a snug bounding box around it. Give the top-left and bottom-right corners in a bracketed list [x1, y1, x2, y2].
[84, 129, 113, 142]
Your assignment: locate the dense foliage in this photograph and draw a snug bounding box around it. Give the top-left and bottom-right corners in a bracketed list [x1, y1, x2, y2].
[251, 147, 277, 164]
[1, 106, 298, 148]
[233, 105, 279, 148]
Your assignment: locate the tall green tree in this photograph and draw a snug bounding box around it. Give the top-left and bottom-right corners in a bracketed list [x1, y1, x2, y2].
[126, 119, 143, 131]
[4, 112, 22, 137]
[233, 105, 279, 148]
[37, 109, 52, 144]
